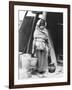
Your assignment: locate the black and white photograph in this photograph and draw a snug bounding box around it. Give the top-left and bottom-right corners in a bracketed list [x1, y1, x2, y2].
[9, 1, 70, 88]
[18, 11, 63, 79]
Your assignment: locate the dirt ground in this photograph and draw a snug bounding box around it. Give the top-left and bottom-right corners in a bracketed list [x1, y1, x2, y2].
[19, 65, 63, 79]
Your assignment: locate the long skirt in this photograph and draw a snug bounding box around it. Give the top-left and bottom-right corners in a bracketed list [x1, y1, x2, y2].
[36, 49, 48, 73]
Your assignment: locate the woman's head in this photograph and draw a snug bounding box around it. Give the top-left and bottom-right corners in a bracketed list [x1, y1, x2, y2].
[36, 19, 47, 30]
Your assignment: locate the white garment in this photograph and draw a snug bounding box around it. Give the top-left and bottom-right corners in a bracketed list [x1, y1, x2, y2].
[33, 27, 48, 40]
[33, 27, 49, 51]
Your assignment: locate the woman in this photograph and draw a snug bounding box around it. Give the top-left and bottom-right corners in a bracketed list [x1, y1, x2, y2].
[32, 19, 50, 74]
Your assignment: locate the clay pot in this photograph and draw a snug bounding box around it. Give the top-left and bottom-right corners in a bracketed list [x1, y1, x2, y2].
[48, 63, 56, 73]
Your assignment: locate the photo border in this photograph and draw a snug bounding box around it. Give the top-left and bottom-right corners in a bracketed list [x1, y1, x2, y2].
[9, 1, 70, 89]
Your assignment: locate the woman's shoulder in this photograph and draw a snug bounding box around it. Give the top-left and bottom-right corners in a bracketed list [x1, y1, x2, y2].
[43, 28, 48, 33]
[44, 28, 48, 32]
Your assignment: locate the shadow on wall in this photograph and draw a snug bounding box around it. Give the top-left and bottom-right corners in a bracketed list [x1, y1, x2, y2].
[19, 16, 34, 53]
